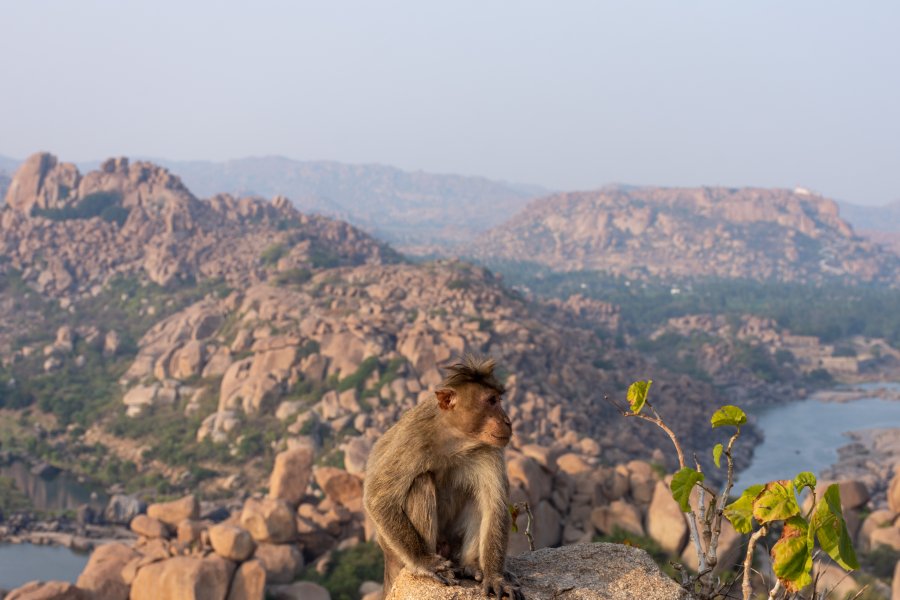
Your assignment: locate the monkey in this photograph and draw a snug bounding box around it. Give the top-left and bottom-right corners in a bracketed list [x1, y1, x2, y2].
[363, 356, 523, 600]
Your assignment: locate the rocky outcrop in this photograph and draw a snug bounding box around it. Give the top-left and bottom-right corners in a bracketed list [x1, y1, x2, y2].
[0, 152, 396, 297]
[386, 543, 693, 600]
[468, 186, 900, 284]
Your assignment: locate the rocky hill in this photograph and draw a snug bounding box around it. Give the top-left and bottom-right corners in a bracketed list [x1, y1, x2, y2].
[0, 153, 397, 298]
[0, 153, 762, 500]
[466, 186, 900, 284]
[154, 156, 544, 247]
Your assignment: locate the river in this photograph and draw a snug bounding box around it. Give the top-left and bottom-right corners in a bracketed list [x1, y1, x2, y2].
[733, 383, 900, 491]
[0, 543, 89, 591]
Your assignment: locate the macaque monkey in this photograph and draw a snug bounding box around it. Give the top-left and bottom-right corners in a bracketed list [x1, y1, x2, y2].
[364, 356, 522, 600]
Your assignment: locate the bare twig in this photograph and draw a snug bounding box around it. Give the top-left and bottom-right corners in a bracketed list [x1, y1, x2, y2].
[742, 526, 767, 600]
[766, 579, 782, 600]
[515, 501, 535, 552]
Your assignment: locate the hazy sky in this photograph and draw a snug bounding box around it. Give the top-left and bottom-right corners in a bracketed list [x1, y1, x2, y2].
[1, 1, 898, 205]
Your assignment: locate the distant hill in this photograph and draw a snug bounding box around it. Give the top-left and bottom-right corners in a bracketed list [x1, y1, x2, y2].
[838, 199, 900, 233]
[466, 186, 900, 284]
[153, 156, 545, 247]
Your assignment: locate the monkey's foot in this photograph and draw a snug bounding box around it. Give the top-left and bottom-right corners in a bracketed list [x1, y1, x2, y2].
[482, 574, 524, 600]
[412, 555, 459, 586]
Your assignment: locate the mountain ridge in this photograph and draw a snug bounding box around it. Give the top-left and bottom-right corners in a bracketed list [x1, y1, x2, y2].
[465, 186, 900, 284]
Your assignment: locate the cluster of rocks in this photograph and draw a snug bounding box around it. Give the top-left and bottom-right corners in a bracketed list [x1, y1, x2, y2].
[3, 442, 363, 600]
[0, 153, 395, 298]
[117, 260, 743, 485]
[468, 186, 900, 284]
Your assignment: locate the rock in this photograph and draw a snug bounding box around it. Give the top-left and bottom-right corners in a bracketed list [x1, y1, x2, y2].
[122, 384, 159, 416]
[76, 542, 140, 600]
[147, 494, 199, 527]
[209, 523, 256, 561]
[870, 524, 900, 551]
[226, 558, 267, 600]
[890, 471, 900, 513]
[835, 480, 871, 510]
[267, 581, 331, 600]
[342, 436, 373, 476]
[507, 456, 551, 507]
[646, 480, 688, 555]
[253, 542, 304, 584]
[313, 467, 364, 507]
[556, 453, 592, 475]
[177, 519, 206, 545]
[858, 509, 897, 552]
[130, 514, 168, 538]
[269, 445, 315, 506]
[130, 555, 235, 600]
[893, 560, 900, 600]
[5, 581, 86, 600]
[386, 542, 690, 600]
[104, 494, 146, 524]
[240, 498, 297, 543]
[591, 500, 644, 537]
[532, 499, 562, 549]
[103, 330, 120, 357]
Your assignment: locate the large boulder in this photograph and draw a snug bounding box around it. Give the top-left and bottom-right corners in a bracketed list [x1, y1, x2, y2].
[267, 581, 331, 600]
[104, 494, 146, 525]
[5, 581, 86, 600]
[269, 445, 315, 506]
[240, 498, 297, 543]
[130, 514, 168, 538]
[147, 494, 199, 527]
[889, 470, 900, 513]
[253, 542, 304, 584]
[130, 556, 235, 600]
[646, 480, 688, 555]
[227, 559, 267, 600]
[313, 467, 364, 508]
[386, 543, 691, 600]
[591, 500, 644, 537]
[76, 542, 140, 600]
[209, 523, 256, 562]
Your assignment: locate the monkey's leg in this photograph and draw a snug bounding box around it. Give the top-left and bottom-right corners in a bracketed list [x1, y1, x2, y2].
[381, 542, 403, 598]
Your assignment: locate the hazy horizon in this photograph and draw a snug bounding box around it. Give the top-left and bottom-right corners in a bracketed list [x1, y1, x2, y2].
[2, 1, 898, 206]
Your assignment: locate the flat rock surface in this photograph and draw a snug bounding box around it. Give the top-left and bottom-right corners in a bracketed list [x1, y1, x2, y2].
[387, 542, 693, 600]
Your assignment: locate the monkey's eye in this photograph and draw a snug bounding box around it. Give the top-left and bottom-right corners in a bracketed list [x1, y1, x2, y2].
[487, 396, 498, 406]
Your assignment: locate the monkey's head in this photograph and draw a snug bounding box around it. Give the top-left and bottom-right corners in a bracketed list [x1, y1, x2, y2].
[435, 356, 512, 448]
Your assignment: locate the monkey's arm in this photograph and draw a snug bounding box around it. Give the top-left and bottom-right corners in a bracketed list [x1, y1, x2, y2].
[477, 452, 523, 600]
[365, 469, 457, 584]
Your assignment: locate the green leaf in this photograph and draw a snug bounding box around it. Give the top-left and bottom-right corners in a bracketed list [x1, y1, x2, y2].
[670, 467, 704, 513]
[627, 380, 652, 414]
[712, 443, 723, 468]
[772, 516, 813, 593]
[724, 484, 764, 534]
[710, 405, 747, 428]
[752, 480, 800, 525]
[809, 484, 859, 570]
[508, 504, 520, 533]
[793, 471, 816, 494]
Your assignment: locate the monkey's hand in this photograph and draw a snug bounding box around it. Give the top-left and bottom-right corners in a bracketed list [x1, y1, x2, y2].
[481, 573, 523, 600]
[410, 554, 459, 586]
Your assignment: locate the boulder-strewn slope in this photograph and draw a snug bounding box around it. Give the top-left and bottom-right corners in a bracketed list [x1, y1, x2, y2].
[0, 153, 396, 296]
[468, 186, 900, 283]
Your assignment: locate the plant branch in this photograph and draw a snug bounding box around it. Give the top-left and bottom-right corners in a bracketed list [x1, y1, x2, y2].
[742, 526, 767, 600]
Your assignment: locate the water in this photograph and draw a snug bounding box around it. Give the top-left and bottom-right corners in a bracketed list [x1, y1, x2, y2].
[0, 543, 89, 589]
[0, 460, 106, 513]
[734, 389, 900, 490]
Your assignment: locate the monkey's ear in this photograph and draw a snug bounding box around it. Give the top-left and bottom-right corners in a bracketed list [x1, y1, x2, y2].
[436, 389, 457, 410]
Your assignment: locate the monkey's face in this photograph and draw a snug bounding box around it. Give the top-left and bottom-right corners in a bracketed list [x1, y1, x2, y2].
[437, 383, 513, 448]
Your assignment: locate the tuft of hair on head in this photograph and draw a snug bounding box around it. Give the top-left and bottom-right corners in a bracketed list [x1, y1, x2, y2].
[438, 354, 505, 394]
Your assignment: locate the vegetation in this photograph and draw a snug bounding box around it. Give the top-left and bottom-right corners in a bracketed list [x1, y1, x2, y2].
[299, 541, 384, 600]
[0, 475, 29, 516]
[613, 381, 859, 600]
[32, 191, 130, 226]
[483, 260, 900, 346]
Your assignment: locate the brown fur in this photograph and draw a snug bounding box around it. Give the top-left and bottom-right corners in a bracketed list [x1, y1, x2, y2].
[363, 356, 521, 599]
